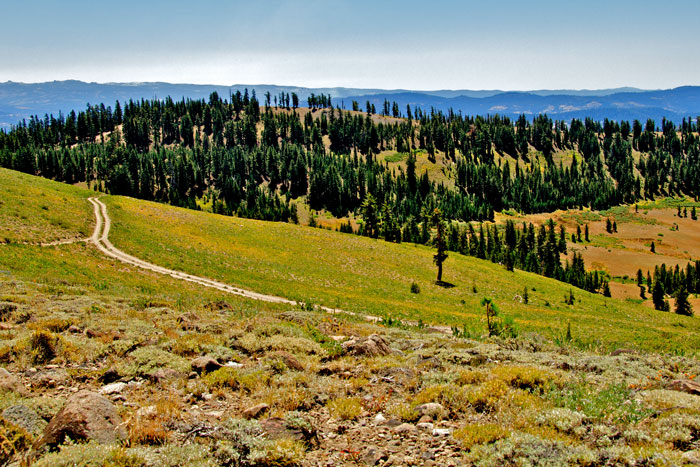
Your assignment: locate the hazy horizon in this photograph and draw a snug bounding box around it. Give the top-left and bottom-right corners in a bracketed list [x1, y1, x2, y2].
[2, 0, 700, 90]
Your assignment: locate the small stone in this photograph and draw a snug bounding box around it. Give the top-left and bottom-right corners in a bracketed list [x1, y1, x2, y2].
[384, 418, 402, 427]
[418, 414, 432, 424]
[421, 450, 436, 461]
[342, 334, 392, 357]
[374, 413, 387, 424]
[99, 382, 127, 395]
[207, 410, 225, 419]
[242, 403, 269, 419]
[136, 405, 156, 417]
[188, 371, 198, 379]
[30, 369, 69, 388]
[191, 356, 222, 374]
[362, 446, 387, 465]
[432, 428, 451, 436]
[67, 325, 82, 333]
[394, 423, 417, 434]
[0, 368, 28, 396]
[150, 368, 180, 383]
[417, 422, 434, 432]
[224, 361, 244, 368]
[415, 403, 445, 419]
[35, 390, 126, 448]
[201, 392, 213, 401]
[668, 379, 700, 395]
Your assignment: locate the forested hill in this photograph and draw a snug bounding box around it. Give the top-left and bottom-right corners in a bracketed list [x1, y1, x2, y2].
[2, 91, 700, 295]
[3, 80, 700, 128]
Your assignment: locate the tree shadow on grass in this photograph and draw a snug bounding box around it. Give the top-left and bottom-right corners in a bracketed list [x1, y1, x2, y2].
[435, 281, 456, 289]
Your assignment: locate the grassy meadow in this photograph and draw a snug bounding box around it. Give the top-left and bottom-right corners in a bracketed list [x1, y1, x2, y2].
[1, 167, 699, 353]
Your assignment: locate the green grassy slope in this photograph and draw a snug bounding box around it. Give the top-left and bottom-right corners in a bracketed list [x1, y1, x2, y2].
[1, 167, 699, 353]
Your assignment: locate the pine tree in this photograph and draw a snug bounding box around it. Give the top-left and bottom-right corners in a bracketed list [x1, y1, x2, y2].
[652, 280, 666, 311]
[606, 218, 613, 233]
[692, 206, 697, 220]
[675, 286, 693, 316]
[431, 208, 448, 283]
[522, 287, 529, 304]
[585, 224, 590, 242]
[650, 241, 656, 253]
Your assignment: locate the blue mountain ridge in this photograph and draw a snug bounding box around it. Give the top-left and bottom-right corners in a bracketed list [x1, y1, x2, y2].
[0, 80, 696, 128]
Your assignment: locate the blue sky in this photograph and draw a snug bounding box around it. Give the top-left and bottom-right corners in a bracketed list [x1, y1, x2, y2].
[2, 0, 699, 90]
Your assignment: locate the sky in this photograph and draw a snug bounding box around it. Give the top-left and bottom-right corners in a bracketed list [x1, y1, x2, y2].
[2, 0, 700, 90]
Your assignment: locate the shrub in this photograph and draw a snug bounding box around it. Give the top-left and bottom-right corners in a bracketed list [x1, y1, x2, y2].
[386, 403, 420, 422]
[491, 366, 557, 392]
[249, 438, 306, 467]
[0, 418, 32, 465]
[466, 379, 509, 413]
[203, 367, 240, 390]
[327, 397, 362, 420]
[535, 408, 586, 433]
[410, 282, 420, 294]
[30, 330, 59, 363]
[125, 347, 189, 378]
[454, 423, 510, 450]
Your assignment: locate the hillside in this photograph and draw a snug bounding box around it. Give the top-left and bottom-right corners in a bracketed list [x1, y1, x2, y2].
[3, 169, 700, 465]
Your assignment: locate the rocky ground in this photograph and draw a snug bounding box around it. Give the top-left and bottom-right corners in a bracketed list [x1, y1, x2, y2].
[3, 277, 700, 466]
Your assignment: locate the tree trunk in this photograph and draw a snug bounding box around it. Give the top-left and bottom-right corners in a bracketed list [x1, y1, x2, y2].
[437, 263, 443, 282]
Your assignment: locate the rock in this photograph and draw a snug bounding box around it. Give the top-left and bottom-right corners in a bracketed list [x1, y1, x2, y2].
[85, 329, 104, 338]
[243, 403, 270, 419]
[30, 369, 69, 388]
[260, 417, 319, 448]
[421, 450, 436, 461]
[374, 413, 387, 424]
[393, 423, 417, 434]
[432, 428, 451, 436]
[417, 422, 434, 432]
[98, 368, 121, 384]
[668, 379, 700, 395]
[418, 415, 432, 424]
[224, 361, 244, 368]
[99, 382, 127, 395]
[2, 405, 46, 435]
[384, 418, 402, 427]
[35, 390, 126, 448]
[150, 368, 181, 383]
[0, 368, 28, 396]
[610, 348, 635, 357]
[136, 405, 156, 417]
[415, 403, 445, 419]
[362, 446, 387, 465]
[191, 356, 222, 374]
[67, 325, 82, 334]
[272, 352, 304, 371]
[342, 334, 392, 357]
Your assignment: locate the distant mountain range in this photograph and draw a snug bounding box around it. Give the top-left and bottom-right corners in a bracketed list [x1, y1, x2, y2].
[1, 80, 698, 128]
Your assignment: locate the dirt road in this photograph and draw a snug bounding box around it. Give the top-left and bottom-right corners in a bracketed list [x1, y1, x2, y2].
[85, 198, 391, 323]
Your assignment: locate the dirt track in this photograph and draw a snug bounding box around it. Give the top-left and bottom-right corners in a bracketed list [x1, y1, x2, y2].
[84, 198, 408, 326]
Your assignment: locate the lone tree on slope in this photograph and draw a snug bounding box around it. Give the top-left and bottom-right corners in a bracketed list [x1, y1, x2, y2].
[675, 287, 693, 316]
[431, 208, 448, 283]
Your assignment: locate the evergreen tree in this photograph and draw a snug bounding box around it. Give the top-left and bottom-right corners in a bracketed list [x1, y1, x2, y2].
[652, 280, 666, 311]
[431, 208, 448, 282]
[675, 286, 693, 316]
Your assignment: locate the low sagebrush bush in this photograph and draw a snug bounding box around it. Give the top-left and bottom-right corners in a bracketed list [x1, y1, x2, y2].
[453, 423, 511, 450]
[491, 365, 558, 392]
[327, 397, 362, 420]
[30, 330, 59, 363]
[203, 367, 240, 390]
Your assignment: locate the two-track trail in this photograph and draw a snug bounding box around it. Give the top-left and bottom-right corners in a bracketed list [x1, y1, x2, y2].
[85, 197, 393, 324]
